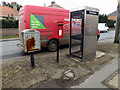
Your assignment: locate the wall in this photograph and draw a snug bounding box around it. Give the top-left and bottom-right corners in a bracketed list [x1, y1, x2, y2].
[0, 28, 19, 37]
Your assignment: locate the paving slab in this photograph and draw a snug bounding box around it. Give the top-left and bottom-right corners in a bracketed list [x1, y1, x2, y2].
[96, 51, 105, 58]
[103, 71, 119, 89]
[71, 57, 118, 88]
[108, 73, 118, 88]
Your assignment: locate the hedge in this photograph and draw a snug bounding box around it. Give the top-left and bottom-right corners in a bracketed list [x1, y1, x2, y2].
[0, 19, 18, 28]
[99, 14, 116, 28]
[106, 19, 116, 28]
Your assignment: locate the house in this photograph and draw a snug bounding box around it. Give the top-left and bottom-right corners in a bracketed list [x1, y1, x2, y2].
[0, 2, 19, 20]
[108, 10, 117, 21]
[48, 1, 64, 9]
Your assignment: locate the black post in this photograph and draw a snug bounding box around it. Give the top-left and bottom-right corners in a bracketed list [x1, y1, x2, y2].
[30, 52, 35, 67]
[69, 12, 72, 56]
[57, 39, 59, 63]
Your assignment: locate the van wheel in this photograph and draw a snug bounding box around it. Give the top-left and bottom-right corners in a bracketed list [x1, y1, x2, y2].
[48, 40, 57, 52]
[106, 30, 108, 33]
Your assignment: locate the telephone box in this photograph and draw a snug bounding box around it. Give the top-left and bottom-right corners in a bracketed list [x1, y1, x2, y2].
[70, 6, 99, 61]
[57, 21, 63, 39]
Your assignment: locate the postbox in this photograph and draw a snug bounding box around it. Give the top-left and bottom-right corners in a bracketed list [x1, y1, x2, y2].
[57, 21, 63, 39]
[21, 29, 41, 53]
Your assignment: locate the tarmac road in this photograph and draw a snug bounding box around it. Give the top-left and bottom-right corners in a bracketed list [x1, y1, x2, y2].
[1, 40, 25, 60]
[1, 30, 115, 60]
[98, 30, 115, 42]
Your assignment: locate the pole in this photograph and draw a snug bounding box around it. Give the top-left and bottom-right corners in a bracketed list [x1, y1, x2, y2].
[57, 39, 59, 63]
[69, 12, 72, 56]
[114, 0, 120, 43]
[30, 52, 35, 67]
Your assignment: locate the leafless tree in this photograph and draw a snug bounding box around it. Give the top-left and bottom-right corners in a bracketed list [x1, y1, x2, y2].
[114, 0, 120, 43]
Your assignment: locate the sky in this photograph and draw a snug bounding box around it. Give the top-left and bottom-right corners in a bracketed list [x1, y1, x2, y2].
[0, 0, 118, 15]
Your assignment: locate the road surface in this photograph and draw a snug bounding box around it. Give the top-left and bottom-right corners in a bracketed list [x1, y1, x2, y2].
[98, 30, 115, 42]
[1, 40, 25, 60]
[1, 30, 115, 60]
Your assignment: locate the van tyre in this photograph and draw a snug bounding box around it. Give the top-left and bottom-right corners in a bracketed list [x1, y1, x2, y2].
[106, 30, 108, 33]
[48, 40, 57, 52]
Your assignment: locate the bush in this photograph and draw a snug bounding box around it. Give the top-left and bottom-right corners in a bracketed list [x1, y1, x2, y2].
[99, 14, 108, 23]
[106, 20, 116, 28]
[0, 19, 18, 28]
[99, 14, 116, 28]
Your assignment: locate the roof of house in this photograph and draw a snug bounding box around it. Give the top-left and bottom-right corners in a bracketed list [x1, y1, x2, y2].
[48, 1, 64, 9]
[0, 6, 19, 17]
[108, 16, 116, 21]
[108, 10, 117, 16]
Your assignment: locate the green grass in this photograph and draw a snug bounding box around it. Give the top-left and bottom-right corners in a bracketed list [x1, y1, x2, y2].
[0, 36, 19, 39]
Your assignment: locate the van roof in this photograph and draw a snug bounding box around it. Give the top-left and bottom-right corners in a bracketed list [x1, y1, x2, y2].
[24, 5, 69, 13]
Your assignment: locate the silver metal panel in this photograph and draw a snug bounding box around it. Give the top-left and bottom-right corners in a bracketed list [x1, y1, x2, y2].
[22, 29, 41, 53]
[83, 9, 99, 61]
[85, 6, 99, 12]
[71, 6, 99, 13]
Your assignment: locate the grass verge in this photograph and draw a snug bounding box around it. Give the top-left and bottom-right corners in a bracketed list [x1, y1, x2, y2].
[1, 36, 19, 39]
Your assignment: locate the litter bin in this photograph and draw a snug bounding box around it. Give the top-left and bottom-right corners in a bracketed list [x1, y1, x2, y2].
[21, 29, 41, 53]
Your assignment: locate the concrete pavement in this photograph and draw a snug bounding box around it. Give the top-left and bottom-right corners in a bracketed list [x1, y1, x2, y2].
[71, 57, 118, 88]
[0, 38, 19, 42]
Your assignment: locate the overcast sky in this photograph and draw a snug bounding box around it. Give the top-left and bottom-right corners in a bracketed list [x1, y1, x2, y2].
[1, 0, 118, 15]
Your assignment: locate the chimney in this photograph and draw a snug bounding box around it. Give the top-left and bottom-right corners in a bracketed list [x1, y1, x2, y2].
[44, 3, 46, 7]
[51, 1, 55, 5]
[11, 2, 17, 10]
